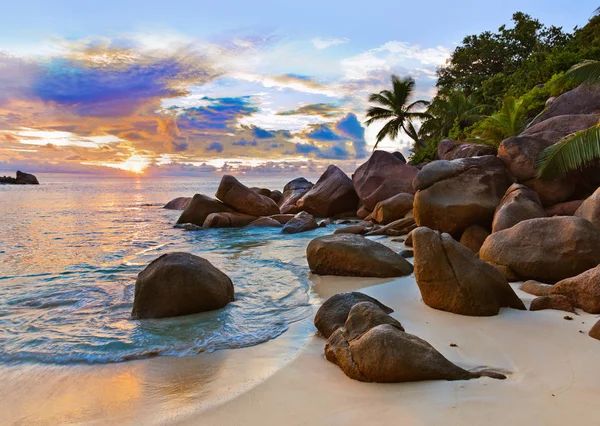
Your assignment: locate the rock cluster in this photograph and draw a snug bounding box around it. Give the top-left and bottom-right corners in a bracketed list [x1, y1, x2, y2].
[316, 293, 506, 383]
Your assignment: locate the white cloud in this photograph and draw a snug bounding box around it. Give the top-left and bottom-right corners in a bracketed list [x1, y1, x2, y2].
[341, 41, 451, 81]
[312, 37, 349, 50]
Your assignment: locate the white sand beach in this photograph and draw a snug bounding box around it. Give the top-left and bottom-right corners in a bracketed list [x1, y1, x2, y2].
[3, 237, 600, 426]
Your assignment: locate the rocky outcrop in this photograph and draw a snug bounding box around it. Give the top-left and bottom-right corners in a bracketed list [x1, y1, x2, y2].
[203, 212, 257, 228]
[296, 166, 358, 217]
[216, 175, 280, 217]
[530, 85, 600, 125]
[278, 177, 313, 214]
[323, 302, 505, 383]
[529, 295, 575, 313]
[247, 217, 282, 227]
[131, 252, 234, 319]
[281, 211, 319, 234]
[413, 156, 510, 236]
[550, 265, 600, 314]
[0, 170, 39, 185]
[370, 193, 414, 224]
[459, 224, 490, 254]
[314, 292, 393, 338]
[589, 320, 600, 341]
[333, 224, 371, 235]
[307, 234, 413, 278]
[164, 197, 192, 210]
[413, 227, 525, 316]
[492, 184, 546, 232]
[497, 135, 555, 182]
[269, 214, 296, 224]
[522, 178, 575, 208]
[479, 217, 600, 283]
[437, 139, 497, 160]
[575, 187, 600, 231]
[546, 200, 584, 216]
[520, 280, 553, 296]
[352, 150, 418, 211]
[522, 114, 600, 143]
[251, 187, 282, 204]
[176, 194, 235, 226]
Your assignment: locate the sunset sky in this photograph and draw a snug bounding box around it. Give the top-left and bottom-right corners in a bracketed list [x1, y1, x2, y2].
[0, 0, 595, 175]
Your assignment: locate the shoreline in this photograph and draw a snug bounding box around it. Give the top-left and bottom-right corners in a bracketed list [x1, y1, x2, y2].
[3, 236, 600, 425]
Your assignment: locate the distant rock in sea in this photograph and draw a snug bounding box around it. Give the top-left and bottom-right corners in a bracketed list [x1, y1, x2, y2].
[0, 171, 39, 185]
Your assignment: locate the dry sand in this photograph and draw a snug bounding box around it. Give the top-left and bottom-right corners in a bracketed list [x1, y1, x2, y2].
[3, 237, 600, 425]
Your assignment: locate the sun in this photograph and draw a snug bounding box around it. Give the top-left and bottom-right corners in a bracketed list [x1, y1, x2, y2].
[118, 154, 149, 174]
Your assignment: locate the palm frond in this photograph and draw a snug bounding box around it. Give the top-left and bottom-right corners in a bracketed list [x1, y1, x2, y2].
[364, 106, 395, 126]
[536, 124, 600, 180]
[557, 60, 600, 87]
[406, 99, 430, 111]
[373, 118, 401, 149]
[367, 93, 395, 108]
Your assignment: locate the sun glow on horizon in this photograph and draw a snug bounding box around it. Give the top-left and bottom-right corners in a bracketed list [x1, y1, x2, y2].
[88, 154, 150, 174]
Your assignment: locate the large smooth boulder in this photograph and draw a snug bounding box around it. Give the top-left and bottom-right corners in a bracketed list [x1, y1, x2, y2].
[247, 217, 282, 227]
[307, 234, 413, 278]
[177, 194, 235, 226]
[413, 156, 510, 236]
[281, 211, 319, 234]
[216, 175, 280, 217]
[479, 217, 600, 283]
[546, 200, 584, 217]
[530, 85, 600, 125]
[370, 193, 414, 224]
[324, 304, 504, 383]
[203, 212, 257, 228]
[164, 197, 192, 210]
[459, 224, 490, 254]
[522, 114, 600, 143]
[550, 265, 600, 314]
[353, 150, 419, 211]
[492, 184, 546, 232]
[296, 166, 358, 217]
[575, 187, 600, 231]
[15, 171, 39, 185]
[529, 295, 575, 313]
[278, 178, 313, 214]
[438, 139, 497, 160]
[131, 252, 234, 319]
[497, 135, 555, 182]
[522, 177, 575, 207]
[314, 292, 393, 338]
[413, 227, 525, 316]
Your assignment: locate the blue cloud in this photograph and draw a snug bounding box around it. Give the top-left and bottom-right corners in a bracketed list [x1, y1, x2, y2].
[233, 139, 258, 146]
[306, 125, 342, 141]
[31, 53, 211, 117]
[252, 126, 276, 139]
[294, 144, 321, 155]
[205, 142, 224, 153]
[175, 96, 259, 131]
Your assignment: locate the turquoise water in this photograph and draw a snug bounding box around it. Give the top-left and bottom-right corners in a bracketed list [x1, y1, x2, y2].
[0, 173, 328, 364]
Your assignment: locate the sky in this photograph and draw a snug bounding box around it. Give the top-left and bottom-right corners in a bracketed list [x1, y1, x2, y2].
[0, 0, 597, 175]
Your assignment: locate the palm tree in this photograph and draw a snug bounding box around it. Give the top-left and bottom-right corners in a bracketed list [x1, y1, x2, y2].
[536, 60, 600, 179]
[557, 60, 600, 87]
[419, 90, 490, 139]
[364, 75, 430, 149]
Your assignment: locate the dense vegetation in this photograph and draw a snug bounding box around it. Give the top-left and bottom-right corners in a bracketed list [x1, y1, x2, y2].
[407, 11, 600, 165]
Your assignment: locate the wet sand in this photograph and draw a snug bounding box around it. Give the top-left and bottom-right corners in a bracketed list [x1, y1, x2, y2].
[3, 238, 600, 425]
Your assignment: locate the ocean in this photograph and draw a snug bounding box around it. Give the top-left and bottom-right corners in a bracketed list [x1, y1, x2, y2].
[0, 173, 330, 364]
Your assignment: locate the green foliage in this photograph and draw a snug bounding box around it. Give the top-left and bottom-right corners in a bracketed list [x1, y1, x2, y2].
[556, 60, 600, 88]
[536, 124, 600, 179]
[364, 75, 430, 149]
[419, 90, 490, 140]
[408, 138, 440, 165]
